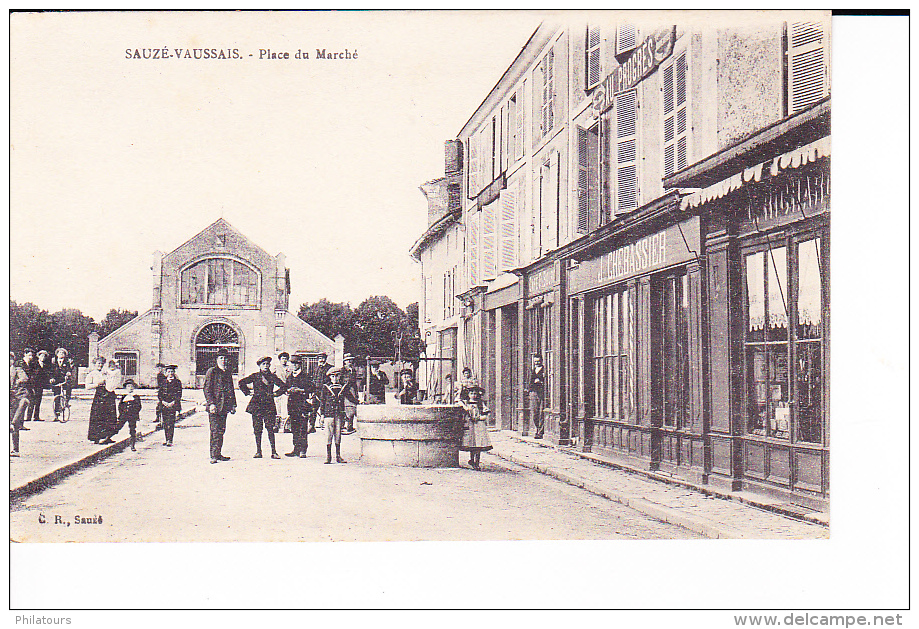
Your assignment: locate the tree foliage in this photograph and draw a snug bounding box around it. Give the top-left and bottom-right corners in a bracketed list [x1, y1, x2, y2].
[8, 300, 123, 367]
[297, 297, 421, 360]
[98, 308, 139, 339]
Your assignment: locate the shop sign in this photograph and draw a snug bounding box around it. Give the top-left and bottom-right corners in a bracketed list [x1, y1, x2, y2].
[527, 264, 557, 296]
[568, 217, 700, 294]
[593, 26, 675, 115]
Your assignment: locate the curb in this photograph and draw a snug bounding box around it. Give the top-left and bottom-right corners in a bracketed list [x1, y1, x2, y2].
[10, 405, 198, 502]
[499, 431, 829, 528]
[490, 447, 747, 539]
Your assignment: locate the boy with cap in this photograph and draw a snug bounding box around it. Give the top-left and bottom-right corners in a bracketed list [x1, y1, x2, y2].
[341, 353, 359, 435]
[285, 356, 316, 458]
[272, 352, 294, 431]
[239, 356, 288, 459]
[158, 365, 182, 447]
[318, 366, 358, 464]
[118, 379, 142, 452]
[154, 363, 166, 428]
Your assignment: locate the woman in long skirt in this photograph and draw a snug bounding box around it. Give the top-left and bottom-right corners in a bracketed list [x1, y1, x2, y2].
[87, 356, 117, 444]
[459, 385, 492, 470]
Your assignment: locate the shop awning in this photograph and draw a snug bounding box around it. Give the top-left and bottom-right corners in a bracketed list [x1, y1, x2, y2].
[680, 136, 830, 211]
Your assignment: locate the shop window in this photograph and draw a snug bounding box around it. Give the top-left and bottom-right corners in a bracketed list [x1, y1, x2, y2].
[662, 50, 689, 178]
[181, 257, 259, 307]
[593, 286, 634, 422]
[659, 272, 690, 429]
[787, 20, 828, 114]
[744, 235, 826, 443]
[576, 125, 600, 234]
[585, 25, 602, 90]
[113, 352, 137, 377]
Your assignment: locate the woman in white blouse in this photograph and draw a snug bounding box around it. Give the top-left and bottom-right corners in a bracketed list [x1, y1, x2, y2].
[86, 357, 119, 444]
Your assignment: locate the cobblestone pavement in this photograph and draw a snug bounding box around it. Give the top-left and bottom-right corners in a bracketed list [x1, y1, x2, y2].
[488, 431, 829, 540]
[9, 409, 701, 542]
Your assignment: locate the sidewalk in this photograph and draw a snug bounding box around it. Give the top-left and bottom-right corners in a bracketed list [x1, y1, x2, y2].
[487, 430, 829, 540]
[10, 389, 198, 500]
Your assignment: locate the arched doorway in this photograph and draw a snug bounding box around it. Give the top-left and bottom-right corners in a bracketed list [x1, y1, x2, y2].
[195, 322, 241, 376]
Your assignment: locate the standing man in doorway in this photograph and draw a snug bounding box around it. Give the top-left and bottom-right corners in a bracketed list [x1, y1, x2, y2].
[526, 354, 547, 439]
[204, 348, 237, 464]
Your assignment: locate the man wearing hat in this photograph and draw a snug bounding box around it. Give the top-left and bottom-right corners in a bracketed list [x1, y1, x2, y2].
[318, 366, 358, 463]
[272, 352, 294, 431]
[239, 356, 288, 459]
[284, 356, 316, 458]
[312, 352, 334, 429]
[203, 349, 237, 464]
[398, 368, 419, 405]
[154, 363, 166, 428]
[341, 353, 360, 435]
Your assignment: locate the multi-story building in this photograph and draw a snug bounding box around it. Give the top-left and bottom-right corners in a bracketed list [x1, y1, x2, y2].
[414, 12, 830, 507]
[411, 142, 464, 402]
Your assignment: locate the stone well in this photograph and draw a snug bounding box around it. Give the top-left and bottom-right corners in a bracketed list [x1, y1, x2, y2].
[357, 404, 465, 467]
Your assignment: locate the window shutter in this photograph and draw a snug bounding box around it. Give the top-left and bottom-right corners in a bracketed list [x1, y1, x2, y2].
[577, 127, 590, 233]
[543, 151, 559, 250]
[481, 199, 498, 280]
[515, 81, 526, 159]
[662, 51, 689, 178]
[616, 23, 638, 56]
[467, 136, 478, 200]
[788, 21, 827, 114]
[577, 127, 599, 234]
[478, 127, 489, 194]
[615, 89, 639, 213]
[467, 211, 479, 286]
[586, 25, 601, 90]
[540, 48, 555, 138]
[499, 186, 519, 271]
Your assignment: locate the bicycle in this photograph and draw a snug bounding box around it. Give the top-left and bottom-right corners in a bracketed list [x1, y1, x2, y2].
[52, 384, 71, 423]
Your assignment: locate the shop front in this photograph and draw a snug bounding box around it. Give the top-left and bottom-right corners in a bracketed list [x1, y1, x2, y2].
[519, 261, 566, 443]
[566, 211, 705, 480]
[669, 100, 830, 507]
[483, 277, 521, 430]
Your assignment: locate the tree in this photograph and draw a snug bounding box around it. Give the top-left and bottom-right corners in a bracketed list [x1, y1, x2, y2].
[97, 308, 138, 339]
[298, 299, 354, 344]
[401, 302, 421, 358]
[9, 300, 53, 357]
[50, 308, 96, 366]
[351, 296, 406, 360]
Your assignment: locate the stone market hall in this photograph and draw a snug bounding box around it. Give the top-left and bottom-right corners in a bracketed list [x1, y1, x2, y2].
[92, 219, 339, 388]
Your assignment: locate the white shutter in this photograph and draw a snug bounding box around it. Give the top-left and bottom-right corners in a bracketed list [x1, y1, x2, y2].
[467, 136, 478, 200]
[662, 50, 689, 178]
[615, 89, 639, 213]
[542, 151, 560, 251]
[481, 199, 498, 280]
[540, 48, 555, 137]
[586, 25, 601, 90]
[516, 80, 526, 159]
[499, 186, 519, 271]
[467, 211, 479, 286]
[788, 21, 828, 114]
[616, 23, 637, 56]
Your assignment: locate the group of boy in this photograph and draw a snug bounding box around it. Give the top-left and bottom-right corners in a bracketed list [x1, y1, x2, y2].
[202, 350, 363, 465]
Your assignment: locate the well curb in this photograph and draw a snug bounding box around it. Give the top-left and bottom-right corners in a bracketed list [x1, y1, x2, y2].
[10, 405, 198, 502]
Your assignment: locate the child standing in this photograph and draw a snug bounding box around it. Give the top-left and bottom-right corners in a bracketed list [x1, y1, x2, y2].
[158, 365, 182, 447]
[318, 367, 358, 464]
[118, 379, 142, 452]
[460, 385, 492, 470]
[239, 356, 288, 459]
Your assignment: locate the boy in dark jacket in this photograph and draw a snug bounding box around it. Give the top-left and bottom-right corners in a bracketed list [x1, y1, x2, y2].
[285, 356, 316, 458]
[318, 367, 358, 464]
[158, 365, 182, 447]
[118, 379, 142, 452]
[239, 356, 288, 459]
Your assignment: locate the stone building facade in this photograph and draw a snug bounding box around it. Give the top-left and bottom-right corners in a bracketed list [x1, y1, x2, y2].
[414, 12, 830, 507]
[94, 219, 339, 388]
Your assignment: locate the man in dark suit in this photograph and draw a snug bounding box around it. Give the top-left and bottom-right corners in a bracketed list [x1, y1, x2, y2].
[239, 356, 288, 459]
[284, 356, 316, 458]
[526, 354, 547, 439]
[204, 348, 237, 464]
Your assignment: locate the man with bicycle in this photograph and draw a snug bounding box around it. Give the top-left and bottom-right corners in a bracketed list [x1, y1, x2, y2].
[49, 348, 75, 423]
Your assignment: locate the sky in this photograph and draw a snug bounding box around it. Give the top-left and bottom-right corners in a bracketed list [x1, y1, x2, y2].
[10, 10, 544, 320]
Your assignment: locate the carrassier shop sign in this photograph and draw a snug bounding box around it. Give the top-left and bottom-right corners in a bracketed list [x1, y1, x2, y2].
[592, 26, 676, 115]
[568, 217, 700, 294]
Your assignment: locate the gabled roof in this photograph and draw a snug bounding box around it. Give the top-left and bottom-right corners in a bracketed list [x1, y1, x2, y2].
[166, 218, 272, 260]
